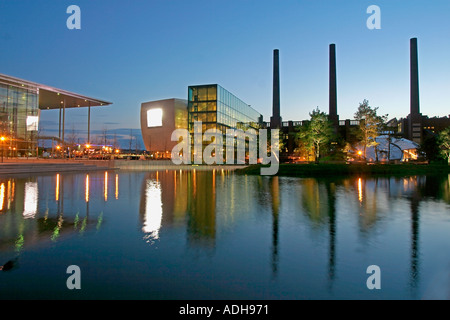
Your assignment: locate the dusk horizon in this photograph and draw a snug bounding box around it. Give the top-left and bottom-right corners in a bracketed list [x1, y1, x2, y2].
[1, 0, 450, 138]
[1, 0, 450, 308]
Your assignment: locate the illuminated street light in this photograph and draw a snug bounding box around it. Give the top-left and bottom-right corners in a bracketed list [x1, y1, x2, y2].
[0, 136, 5, 163]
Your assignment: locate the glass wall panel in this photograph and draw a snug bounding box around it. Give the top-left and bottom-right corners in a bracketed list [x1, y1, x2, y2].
[207, 86, 217, 101]
[0, 83, 38, 157]
[197, 87, 208, 101]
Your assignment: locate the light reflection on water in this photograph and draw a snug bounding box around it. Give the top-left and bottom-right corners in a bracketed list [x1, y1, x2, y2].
[0, 170, 449, 300]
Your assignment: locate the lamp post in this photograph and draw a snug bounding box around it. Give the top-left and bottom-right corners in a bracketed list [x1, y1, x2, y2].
[86, 144, 91, 160]
[0, 136, 5, 163]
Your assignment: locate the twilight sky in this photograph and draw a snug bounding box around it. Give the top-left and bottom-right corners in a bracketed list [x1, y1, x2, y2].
[1, 0, 449, 145]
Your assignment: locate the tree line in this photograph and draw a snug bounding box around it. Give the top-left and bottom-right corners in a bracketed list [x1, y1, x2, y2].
[292, 99, 450, 164]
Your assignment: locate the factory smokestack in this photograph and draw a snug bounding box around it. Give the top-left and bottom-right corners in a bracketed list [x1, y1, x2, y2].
[329, 44, 338, 132]
[410, 38, 420, 116]
[271, 49, 281, 129]
[409, 38, 423, 144]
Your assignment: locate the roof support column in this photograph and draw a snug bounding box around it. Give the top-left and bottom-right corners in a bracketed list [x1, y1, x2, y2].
[58, 107, 62, 140]
[88, 102, 91, 144]
[62, 98, 66, 148]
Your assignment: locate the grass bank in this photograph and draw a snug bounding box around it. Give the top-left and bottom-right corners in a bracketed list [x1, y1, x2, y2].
[236, 163, 450, 177]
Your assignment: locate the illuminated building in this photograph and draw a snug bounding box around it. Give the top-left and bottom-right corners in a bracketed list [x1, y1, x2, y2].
[0, 73, 111, 157]
[140, 85, 263, 158]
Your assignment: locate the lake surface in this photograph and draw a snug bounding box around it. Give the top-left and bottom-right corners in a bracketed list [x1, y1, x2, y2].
[0, 170, 449, 300]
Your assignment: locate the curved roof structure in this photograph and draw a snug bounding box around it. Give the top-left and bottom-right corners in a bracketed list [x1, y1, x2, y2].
[0, 73, 112, 110]
[365, 135, 420, 161]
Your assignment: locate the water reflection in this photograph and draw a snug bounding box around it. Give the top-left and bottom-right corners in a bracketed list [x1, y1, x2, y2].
[0, 172, 110, 253]
[270, 177, 280, 278]
[139, 170, 218, 248]
[141, 179, 163, 241]
[137, 171, 449, 293]
[0, 170, 449, 299]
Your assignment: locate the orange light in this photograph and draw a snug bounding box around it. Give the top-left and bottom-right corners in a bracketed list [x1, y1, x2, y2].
[115, 149, 120, 154]
[56, 145, 61, 150]
[357, 151, 362, 156]
[85, 144, 91, 149]
[0, 137, 5, 142]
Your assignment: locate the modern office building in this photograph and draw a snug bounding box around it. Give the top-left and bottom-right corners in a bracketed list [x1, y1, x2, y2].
[0, 73, 111, 157]
[141, 85, 263, 158]
[140, 98, 188, 158]
[188, 84, 262, 133]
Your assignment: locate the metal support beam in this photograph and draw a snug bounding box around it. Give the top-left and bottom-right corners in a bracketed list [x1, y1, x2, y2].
[58, 107, 62, 140]
[62, 99, 66, 147]
[88, 103, 91, 144]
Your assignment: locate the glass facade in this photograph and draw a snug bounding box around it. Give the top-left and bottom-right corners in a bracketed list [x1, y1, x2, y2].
[187, 84, 263, 163]
[0, 83, 39, 157]
[188, 84, 262, 134]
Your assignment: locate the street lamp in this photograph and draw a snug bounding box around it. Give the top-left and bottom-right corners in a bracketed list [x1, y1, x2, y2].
[0, 136, 5, 163]
[85, 144, 91, 160]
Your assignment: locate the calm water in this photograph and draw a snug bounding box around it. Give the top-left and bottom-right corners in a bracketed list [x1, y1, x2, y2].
[0, 170, 449, 300]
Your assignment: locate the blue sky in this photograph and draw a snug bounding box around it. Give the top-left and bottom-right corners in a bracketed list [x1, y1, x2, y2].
[1, 0, 449, 145]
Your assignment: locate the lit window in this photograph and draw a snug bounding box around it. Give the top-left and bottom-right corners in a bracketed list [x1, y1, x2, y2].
[26, 116, 39, 131]
[147, 108, 163, 127]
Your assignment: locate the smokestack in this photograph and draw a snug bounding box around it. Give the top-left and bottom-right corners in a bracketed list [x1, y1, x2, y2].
[271, 49, 281, 129]
[410, 38, 420, 116]
[409, 38, 423, 144]
[329, 44, 338, 131]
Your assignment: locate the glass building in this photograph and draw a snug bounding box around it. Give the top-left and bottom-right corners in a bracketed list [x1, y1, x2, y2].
[187, 84, 263, 162]
[0, 82, 39, 156]
[188, 84, 262, 134]
[0, 73, 112, 157]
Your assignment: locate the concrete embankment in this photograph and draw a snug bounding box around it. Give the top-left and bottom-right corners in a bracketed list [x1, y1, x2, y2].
[0, 159, 114, 175]
[0, 159, 248, 175]
[110, 159, 248, 171]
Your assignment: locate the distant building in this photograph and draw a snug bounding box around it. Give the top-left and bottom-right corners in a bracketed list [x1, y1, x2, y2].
[363, 135, 420, 162]
[275, 39, 450, 161]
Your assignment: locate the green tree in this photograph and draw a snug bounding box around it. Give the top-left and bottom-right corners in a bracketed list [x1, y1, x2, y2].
[353, 100, 388, 161]
[296, 107, 334, 163]
[437, 127, 450, 165]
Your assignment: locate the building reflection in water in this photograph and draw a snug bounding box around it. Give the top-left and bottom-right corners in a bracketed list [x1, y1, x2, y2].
[299, 178, 337, 288]
[270, 177, 280, 278]
[187, 170, 216, 248]
[0, 172, 111, 254]
[139, 170, 217, 248]
[23, 182, 38, 219]
[142, 179, 163, 242]
[298, 174, 450, 293]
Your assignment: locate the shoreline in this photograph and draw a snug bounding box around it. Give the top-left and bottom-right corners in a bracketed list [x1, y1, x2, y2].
[0, 159, 247, 175]
[235, 163, 450, 177]
[0, 159, 449, 177]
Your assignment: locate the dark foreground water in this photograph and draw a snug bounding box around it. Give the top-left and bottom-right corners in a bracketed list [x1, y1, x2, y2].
[0, 170, 449, 300]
